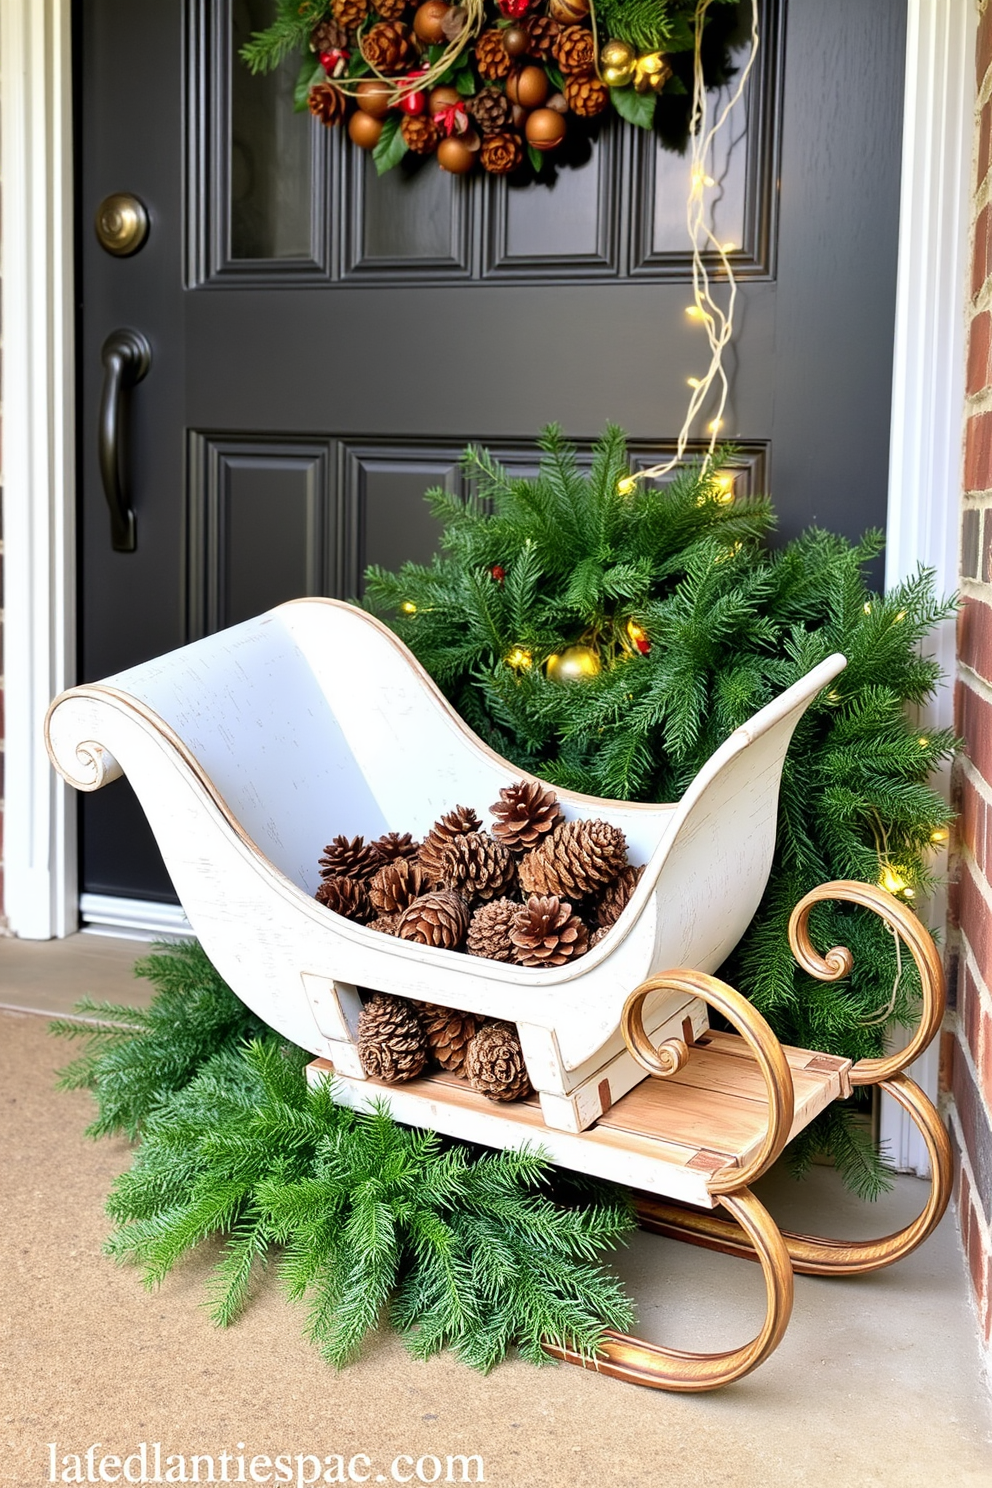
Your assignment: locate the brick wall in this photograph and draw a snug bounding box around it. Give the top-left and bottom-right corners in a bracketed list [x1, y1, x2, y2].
[947, 0, 992, 1371]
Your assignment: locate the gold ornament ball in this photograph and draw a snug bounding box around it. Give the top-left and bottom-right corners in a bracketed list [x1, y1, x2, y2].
[348, 110, 384, 149]
[525, 107, 567, 151]
[546, 644, 601, 683]
[549, 0, 590, 23]
[437, 135, 476, 173]
[600, 38, 635, 88]
[428, 84, 462, 114]
[414, 1, 450, 45]
[507, 65, 550, 110]
[355, 79, 393, 118]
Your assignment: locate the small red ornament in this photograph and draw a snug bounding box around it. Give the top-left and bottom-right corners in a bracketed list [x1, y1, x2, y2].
[498, 0, 531, 16]
[400, 89, 427, 115]
[635, 637, 651, 655]
[319, 48, 349, 77]
[491, 565, 506, 583]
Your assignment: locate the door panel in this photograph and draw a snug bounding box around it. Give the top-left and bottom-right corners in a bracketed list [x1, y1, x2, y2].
[78, 0, 907, 909]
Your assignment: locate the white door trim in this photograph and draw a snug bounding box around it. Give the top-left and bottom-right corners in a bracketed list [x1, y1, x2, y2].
[1, 0, 77, 939]
[0, 0, 975, 956]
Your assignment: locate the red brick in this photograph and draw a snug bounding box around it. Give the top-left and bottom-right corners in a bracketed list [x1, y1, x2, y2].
[968, 1201, 987, 1312]
[962, 958, 983, 1061]
[955, 679, 992, 784]
[960, 1157, 973, 1229]
[958, 770, 989, 873]
[981, 1003, 992, 1111]
[958, 863, 992, 975]
[979, 5, 992, 89]
[974, 203, 992, 300]
[980, 99, 992, 189]
[965, 410, 992, 492]
[969, 310, 992, 395]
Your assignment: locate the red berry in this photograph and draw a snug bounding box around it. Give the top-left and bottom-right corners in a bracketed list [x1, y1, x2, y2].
[491, 565, 506, 583]
[635, 637, 651, 655]
[400, 89, 427, 115]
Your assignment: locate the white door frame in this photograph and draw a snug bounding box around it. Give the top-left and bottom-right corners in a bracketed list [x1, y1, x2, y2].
[0, 0, 975, 1063]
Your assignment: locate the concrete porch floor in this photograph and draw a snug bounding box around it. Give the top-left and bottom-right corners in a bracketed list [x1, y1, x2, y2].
[2, 933, 991, 1488]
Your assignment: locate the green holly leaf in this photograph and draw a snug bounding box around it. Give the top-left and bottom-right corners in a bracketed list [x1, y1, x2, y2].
[373, 113, 409, 175]
[347, 50, 372, 78]
[546, 65, 565, 93]
[294, 58, 325, 112]
[455, 69, 477, 97]
[665, 76, 688, 95]
[610, 86, 658, 130]
[527, 143, 545, 173]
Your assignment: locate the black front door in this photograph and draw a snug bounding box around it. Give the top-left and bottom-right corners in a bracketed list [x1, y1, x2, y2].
[77, 0, 908, 910]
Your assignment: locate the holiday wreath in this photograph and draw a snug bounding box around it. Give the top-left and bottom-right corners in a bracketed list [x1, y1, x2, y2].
[241, 0, 741, 178]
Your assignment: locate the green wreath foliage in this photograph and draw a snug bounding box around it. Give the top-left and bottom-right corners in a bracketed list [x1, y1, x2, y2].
[364, 425, 958, 1194]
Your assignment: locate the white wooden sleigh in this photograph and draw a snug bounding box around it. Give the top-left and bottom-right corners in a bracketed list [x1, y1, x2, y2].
[46, 598, 951, 1392]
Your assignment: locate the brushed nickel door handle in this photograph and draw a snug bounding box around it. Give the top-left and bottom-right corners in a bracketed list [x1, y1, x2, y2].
[99, 329, 151, 552]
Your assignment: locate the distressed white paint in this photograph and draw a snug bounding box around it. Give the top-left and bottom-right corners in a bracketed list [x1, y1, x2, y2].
[46, 598, 843, 1133]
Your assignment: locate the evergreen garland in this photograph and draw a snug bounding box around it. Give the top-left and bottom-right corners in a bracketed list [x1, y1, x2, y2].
[55, 946, 635, 1372]
[364, 425, 957, 1194]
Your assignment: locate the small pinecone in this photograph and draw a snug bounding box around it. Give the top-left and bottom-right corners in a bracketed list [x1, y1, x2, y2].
[469, 86, 513, 135]
[509, 894, 589, 967]
[554, 24, 596, 74]
[419, 805, 483, 880]
[369, 914, 400, 935]
[439, 832, 517, 904]
[361, 20, 414, 72]
[476, 28, 513, 81]
[314, 875, 373, 922]
[564, 73, 609, 116]
[357, 993, 428, 1082]
[369, 857, 432, 914]
[519, 819, 628, 899]
[480, 131, 523, 175]
[466, 897, 519, 962]
[319, 834, 382, 881]
[526, 15, 561, 59]
[401, 113, 440, 154]
[490, 779, 564, 854]
[310, 19, 349, 51]
[466, 1020, 533, 1102]
[374, 0, 409, 18]
[332, 0, 370, 29]
[419, 1002, 482, 1075]
[396, 889, 470, 949]
[308, 83, 347, 127]
[597, 864, 645, 928]
[370, 831, 421, 863]
[588, 924, 609, 949]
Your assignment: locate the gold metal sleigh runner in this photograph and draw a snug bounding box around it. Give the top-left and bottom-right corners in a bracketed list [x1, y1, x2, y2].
[45, 599, 951, 1393]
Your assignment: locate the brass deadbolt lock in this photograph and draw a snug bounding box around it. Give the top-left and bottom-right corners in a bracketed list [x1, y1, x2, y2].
[95, 193, 149, 257]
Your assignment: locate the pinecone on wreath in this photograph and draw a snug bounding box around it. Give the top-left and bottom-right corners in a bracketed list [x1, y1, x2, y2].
[554, 25, 596, 75]
[466, 1020, 533, 1101]
[370, 831, 421, 863]
[418, 805, 483, 880]
[369, 913, 401, 935]
[480, 132, 524, 175]
[310, 18, 349, 52]
[308, 83, 347, 127]
[332, 0, 370, 29]
[519, 818, 628, 898]
[476, 29, 514, 81]
[526, 15, 561, 60]
[469, 86, 513, 135]
[314, 875, 373, 922]
[357, 993, 429, 1082]
[374, 0, 410, 18]
[564, 74, 609, 117]
[362, 21, 414, 73]
[439, 832, 517, 903]
[490, 779, 564, 855]
[509, 894, 589, 967]
[401, 114, 440, 154]
[596, 864, 645, 928]
[369, 857, 432, 914]
[419, 1002, 482, 1074]
[466, 897, 519, 961]
[319, 834, 382, 881]
[396, 889, 470, 949]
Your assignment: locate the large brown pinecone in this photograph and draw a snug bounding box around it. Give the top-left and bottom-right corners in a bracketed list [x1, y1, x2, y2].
[554, 24, 596, 74]
[588, 924, 609, 950]
[564, 73, 609, 116]
[469, 86, 513, 135]
[419, 1002, 482, 1074]
[311, 19, 349, 52]
[509, 894, 589, 967]
[475, 28, 513, 80]
[490, 779, 564, 855]
[370, 831, 421, 863]
[369, 857, 432, 914]
[418, 805, 483, 880]
[526, 15, 561, 59]
[480, 132, 523, 175]
[332, 0, 370, 29]
[319, 834, 382, 881]
[518, 819, 628, 898]
[466, 1020, 533, 1102]
[466, 897, 519, 962]
[369, 913, 400, 935]
[596, 864, 645, 928]
[439, 833, 517, 904]
[396, 889, 470, 949]
[308, 83, 347, 127]
[361, 20, 414, 72]
[401, 113, 439, 153]
[357, 993, 428, 1082]
[314, 875, 372, 922]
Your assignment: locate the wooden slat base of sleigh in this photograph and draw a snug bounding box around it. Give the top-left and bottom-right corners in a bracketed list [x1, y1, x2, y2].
[46, 599, 952, 1394]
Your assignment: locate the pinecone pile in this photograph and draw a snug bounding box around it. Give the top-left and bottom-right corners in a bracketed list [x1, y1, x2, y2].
[356, 993, 533, 1102]
[294, 0, 668, 180]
